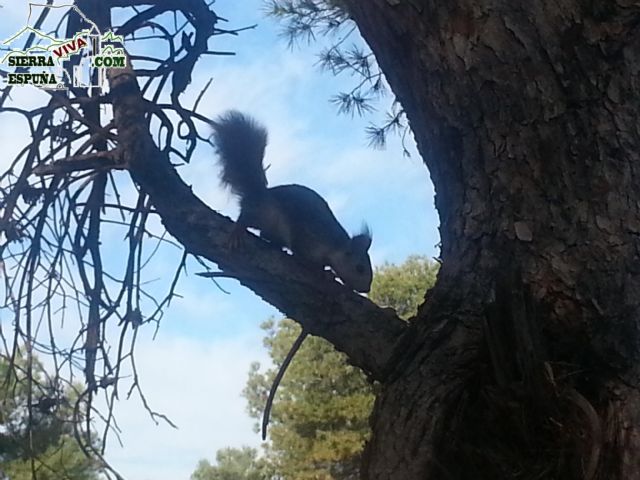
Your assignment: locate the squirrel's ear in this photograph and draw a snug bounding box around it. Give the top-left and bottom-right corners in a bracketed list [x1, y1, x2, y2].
[351, 226, 372, 252]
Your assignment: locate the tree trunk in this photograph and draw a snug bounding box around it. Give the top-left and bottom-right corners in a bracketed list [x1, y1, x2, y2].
[341, 1, 640, 479]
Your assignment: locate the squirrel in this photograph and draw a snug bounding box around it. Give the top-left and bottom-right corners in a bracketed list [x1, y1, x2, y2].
[211, 110, 373, 293]
[211, 110, 374, 439]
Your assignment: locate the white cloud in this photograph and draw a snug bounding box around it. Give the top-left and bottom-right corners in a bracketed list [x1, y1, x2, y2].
[0, 2, 34, 29]
[183, 52, 318, 186]
[99, 332, 270, 480]
[0, 89, 50, 171]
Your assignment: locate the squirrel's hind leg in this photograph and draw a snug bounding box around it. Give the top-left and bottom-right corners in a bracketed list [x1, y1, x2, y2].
[227, 223, 247, 249]
[227, 209, 254, 249]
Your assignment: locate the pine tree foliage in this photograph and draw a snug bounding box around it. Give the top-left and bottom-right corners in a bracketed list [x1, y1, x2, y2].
[0, 354, 101, 480]
[190, 447, 273, 480]
[265, 0, 410, 152]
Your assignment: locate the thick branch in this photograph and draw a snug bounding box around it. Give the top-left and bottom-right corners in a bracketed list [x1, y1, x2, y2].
[338, 1, 640, 478]
[106, 65, 406, 380]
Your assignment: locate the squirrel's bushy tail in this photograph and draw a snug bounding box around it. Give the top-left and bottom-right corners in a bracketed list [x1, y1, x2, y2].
[212, 110, 268, 197]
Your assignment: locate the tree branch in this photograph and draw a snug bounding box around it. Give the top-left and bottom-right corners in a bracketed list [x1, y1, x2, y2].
[33, 150, 124, 175]
[106, 63, 406, 380]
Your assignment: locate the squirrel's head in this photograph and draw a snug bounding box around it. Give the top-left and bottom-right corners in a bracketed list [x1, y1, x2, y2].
[333, 227, 373, 293]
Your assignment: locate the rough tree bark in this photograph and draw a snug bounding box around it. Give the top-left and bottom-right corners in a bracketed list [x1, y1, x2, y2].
[339, 1, 640, 479]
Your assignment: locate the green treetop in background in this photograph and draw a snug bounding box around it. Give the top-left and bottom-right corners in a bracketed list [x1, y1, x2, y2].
[191, 447, 272, 480]
[0, 353, 101, 480]
[192, 255, 437, 480]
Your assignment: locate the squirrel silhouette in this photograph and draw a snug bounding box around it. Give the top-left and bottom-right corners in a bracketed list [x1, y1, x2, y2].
[211, 110, 373, 293]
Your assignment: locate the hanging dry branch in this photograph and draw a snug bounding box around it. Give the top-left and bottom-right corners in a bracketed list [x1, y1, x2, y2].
[0, 1, 251, 475]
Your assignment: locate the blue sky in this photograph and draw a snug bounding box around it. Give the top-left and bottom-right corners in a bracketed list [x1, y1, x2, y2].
[0, 1, 439, 479]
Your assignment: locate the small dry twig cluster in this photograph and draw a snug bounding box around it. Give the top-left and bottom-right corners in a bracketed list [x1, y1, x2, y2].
[0, 1, 247, 477]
